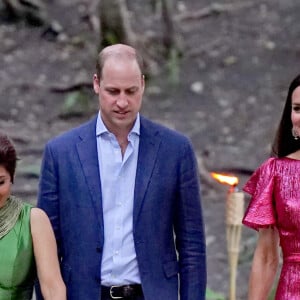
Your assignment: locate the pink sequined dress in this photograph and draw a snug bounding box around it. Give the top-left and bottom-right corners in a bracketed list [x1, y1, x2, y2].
[243, 157, 300, 299]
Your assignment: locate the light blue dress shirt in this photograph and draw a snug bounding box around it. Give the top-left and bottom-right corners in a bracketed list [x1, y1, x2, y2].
[96, 112, 141, 286]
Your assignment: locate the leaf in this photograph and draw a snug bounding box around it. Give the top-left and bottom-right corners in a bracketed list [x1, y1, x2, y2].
[60, 91, 91, 118]
[205, 288, 226, 300]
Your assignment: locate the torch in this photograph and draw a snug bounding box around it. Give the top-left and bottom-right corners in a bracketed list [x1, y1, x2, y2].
[211, 172, 245, 300]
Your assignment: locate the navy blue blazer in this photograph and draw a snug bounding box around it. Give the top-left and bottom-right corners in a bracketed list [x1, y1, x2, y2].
[37, 115, 206, 300]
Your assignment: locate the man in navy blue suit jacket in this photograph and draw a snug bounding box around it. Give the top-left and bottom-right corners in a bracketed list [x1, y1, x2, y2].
[37, 44, 206, 300]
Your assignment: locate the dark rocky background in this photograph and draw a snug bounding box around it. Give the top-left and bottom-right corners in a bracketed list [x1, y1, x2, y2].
[1, 0, 300, 299]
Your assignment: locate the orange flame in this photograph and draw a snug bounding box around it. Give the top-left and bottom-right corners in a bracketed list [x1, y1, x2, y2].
[211, 172, 239, 187]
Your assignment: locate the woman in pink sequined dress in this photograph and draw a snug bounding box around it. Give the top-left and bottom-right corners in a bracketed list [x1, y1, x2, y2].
[243, 74, 300, 300]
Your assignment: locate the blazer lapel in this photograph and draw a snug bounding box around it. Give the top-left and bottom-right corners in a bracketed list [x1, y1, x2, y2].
[133, 117, 162, 226]
[76, 117, 104, 231]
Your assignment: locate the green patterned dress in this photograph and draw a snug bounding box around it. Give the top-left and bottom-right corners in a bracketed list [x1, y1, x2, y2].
[0, 197, 36, 300]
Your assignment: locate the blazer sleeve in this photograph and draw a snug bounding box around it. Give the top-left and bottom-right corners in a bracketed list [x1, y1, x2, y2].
[37, 142, 61, 256]
[174, 139, 207, 300]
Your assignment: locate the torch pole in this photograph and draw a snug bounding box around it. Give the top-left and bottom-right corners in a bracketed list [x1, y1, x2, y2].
[226, 186, 244, 300]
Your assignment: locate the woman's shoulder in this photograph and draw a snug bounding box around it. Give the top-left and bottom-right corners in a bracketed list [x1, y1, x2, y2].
[13, 200, 49, 225]
[243, 157, 277, 195]
[253, 157, 277, 175]
[265, 156, 300, 176]
[30, 207, 48, 221]
[258, 156, 300, 174]
[30, 208, 51, 231]
[22, 201, 34, 209]
[19, 201, 34, 217]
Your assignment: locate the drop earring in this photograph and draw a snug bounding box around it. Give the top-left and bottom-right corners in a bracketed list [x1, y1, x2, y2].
[292, 127, 299, 140]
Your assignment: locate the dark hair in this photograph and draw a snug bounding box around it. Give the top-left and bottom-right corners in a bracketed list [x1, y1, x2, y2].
[0, 132, 17, 183]
[95, 44, 144, 79]
[272, 74, 300, 157]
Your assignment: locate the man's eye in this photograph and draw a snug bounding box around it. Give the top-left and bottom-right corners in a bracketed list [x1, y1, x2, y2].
[107, 90, 119, 95]
[0, 180, 5, 185]
[126, 89, 137, 95]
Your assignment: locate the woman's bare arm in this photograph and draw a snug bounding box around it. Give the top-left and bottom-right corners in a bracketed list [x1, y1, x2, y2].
[248, 226, 280, 300]
[30, 208, 66, 300]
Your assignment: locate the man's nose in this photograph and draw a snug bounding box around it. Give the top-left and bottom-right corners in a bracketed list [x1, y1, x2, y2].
[116, 95, 128, 108]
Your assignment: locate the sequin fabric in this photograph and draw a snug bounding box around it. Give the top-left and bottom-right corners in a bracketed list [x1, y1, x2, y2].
[243, 157, 300, 299]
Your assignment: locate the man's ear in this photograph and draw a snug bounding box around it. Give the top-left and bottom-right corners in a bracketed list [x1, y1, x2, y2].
[141, 74, 145, 93]
[93, 74, 100, 93]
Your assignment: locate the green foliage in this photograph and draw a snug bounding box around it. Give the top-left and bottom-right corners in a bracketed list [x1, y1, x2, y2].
[267, 286, 276, 300]
[205, 288, 225, 300]
[60, 90, 91, 118]
[103, 31, 119, 46]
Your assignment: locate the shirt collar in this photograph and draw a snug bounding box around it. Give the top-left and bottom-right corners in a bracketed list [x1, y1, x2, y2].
[96, 112, 140, 136]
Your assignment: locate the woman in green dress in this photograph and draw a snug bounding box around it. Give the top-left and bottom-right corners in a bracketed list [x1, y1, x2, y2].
[0, 131, 66, 300]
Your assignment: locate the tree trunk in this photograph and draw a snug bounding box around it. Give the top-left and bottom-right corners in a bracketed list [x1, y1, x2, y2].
[99, 0, 136, 48]
[98, 0, 181, 76]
